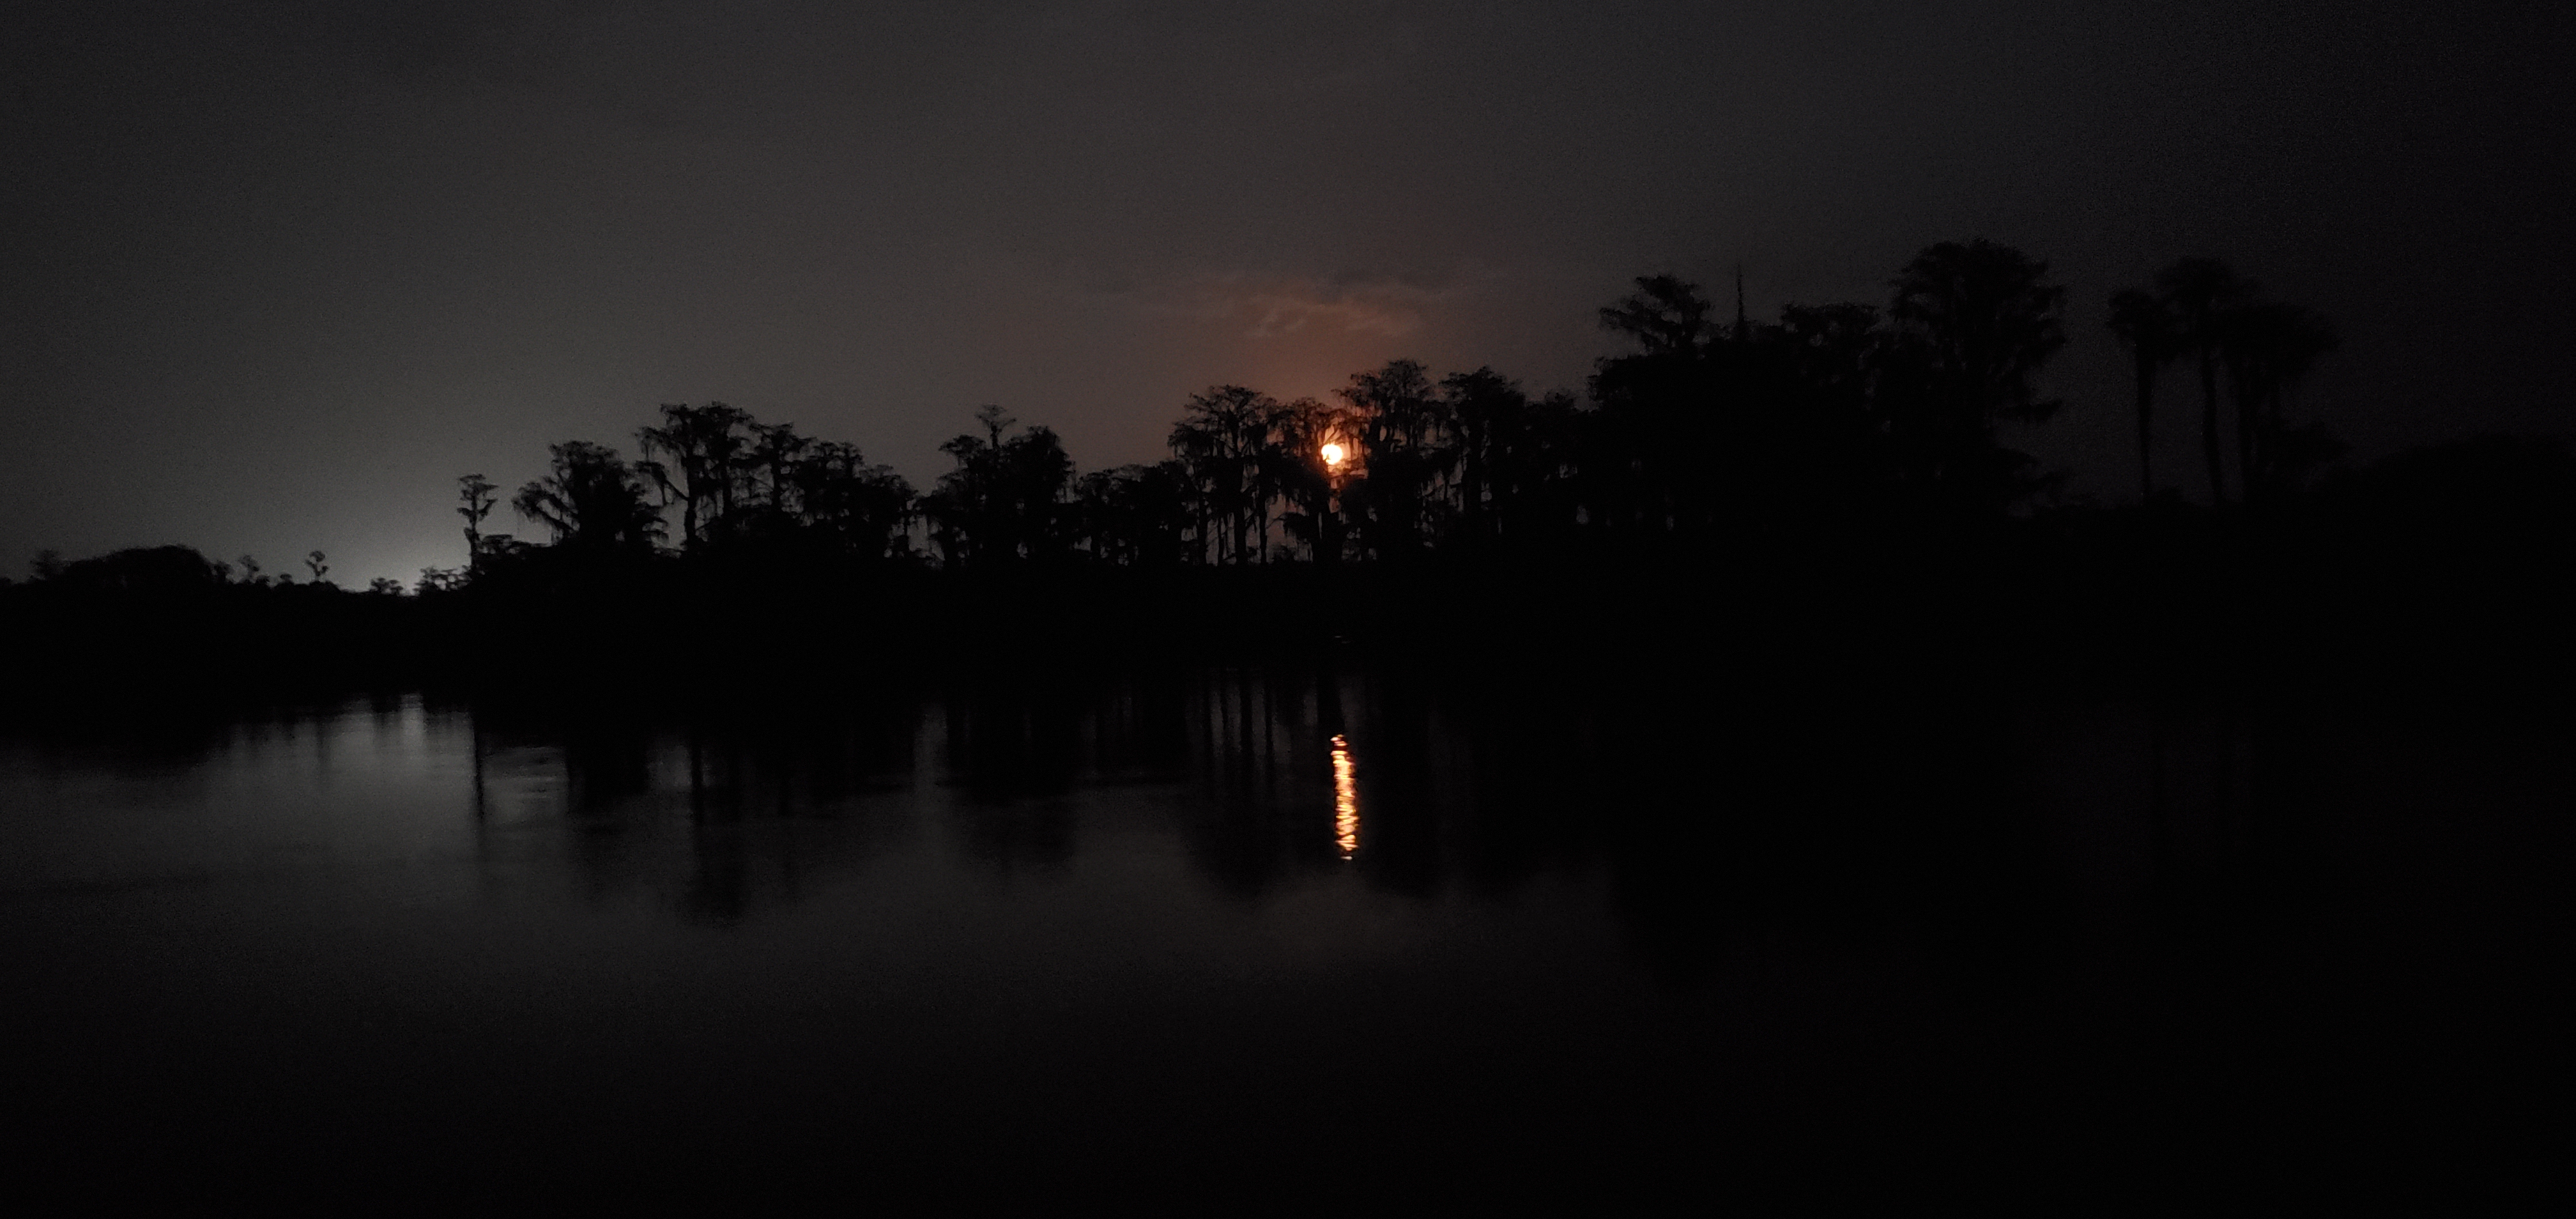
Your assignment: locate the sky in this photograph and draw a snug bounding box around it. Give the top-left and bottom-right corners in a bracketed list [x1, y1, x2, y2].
[4, 1, 2569, 586]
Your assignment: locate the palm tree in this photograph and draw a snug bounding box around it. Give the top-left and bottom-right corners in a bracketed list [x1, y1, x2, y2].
[2153, 259, 2251, 506]
[2107, 289, 2179, 503]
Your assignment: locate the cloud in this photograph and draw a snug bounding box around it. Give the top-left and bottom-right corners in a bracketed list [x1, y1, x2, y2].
[1041, 263, 1469, 339]
[1234, 274, 1447, 339]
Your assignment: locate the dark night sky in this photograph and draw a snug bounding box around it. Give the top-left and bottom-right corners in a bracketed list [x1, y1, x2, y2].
[5, 1, 2568, 585]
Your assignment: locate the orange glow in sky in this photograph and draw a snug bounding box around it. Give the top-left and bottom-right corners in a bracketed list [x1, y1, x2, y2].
[1321, 442, 1346, 468]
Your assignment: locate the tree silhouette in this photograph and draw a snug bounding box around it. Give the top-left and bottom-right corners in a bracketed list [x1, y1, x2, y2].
[1588, 276, 1722, 537]
[1338, 360, 1451, 558]
[515, 441, 665, 553]
[747, 420, 812, 532]
[2106, 289, 2179, 503]
[1269, 396, 1361, 564]
[1769, 302, 1888, 521]
[1599, 274, 1717, 357]
[456, 474, 499, 565]
[1440, 367, 1529, 548]
[927, 410, 1073, 567]
[1889, 240, 2066, 425]
[2154, 259, 2251, 506]
[1887, 240, 2067, 513]
[1169, 386, 1282, 565]
[1577, 244, 2069, 537]
[2221, 300, 2341, 506]
[788, 440, 916, 561]
[974, 404, 1014, 448]
[1075, 463, 1193, 567]
[1500, 390, 1584, 544]
[637, 402, 754, 550]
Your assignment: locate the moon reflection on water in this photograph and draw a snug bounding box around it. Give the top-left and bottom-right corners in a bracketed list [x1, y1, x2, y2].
[1330, 732, 1358, 859]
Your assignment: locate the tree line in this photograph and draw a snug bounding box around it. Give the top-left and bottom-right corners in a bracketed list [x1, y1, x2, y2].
[436, 240, 2336, 585]
[424, 402, 919, 588]
[20, 238, 2576, 704]
[12, 238, 2354, 596]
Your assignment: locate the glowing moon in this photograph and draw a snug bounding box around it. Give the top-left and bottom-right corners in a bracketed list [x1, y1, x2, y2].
[1321, 442, 1346, 468]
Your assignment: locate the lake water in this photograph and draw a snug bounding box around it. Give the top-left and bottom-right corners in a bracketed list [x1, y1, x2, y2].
[1, 665, 2561, 1202]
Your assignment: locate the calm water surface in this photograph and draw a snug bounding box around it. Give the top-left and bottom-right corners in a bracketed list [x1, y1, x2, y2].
[2, 668, 2562, 1200]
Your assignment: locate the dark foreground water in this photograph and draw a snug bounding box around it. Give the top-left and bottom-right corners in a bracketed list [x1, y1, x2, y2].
[1, 663, 2563, 1204]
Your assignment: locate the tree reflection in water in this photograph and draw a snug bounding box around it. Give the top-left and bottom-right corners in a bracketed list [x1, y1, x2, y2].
[0, 664, 2563, 1203]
